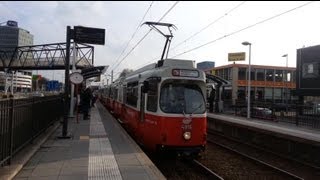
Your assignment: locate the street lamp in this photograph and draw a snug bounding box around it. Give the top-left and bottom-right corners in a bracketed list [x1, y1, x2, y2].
[242, 41, 251, 119]
[282, 54, 288, 112]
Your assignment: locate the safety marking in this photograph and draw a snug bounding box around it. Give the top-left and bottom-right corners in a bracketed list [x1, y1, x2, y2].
[80, 135, 89, 140]
[88, 108, 122, 180]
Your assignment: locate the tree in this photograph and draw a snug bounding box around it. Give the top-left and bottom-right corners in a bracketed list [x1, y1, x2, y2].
[119, 68, 133, 78]
[32, 75, 49, 91]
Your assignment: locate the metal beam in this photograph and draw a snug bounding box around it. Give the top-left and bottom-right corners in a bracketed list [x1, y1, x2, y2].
[0, 42, 94, 71]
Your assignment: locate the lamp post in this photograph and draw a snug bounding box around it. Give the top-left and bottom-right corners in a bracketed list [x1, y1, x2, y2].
[242, 41, 251, 119]
[282, 54, 288, 112]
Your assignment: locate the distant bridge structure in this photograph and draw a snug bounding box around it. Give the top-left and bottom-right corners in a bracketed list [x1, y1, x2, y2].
[0, 42, 94, 71]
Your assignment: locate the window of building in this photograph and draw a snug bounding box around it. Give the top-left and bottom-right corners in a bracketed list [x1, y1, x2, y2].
[274, 88, 282, 101]
[256, 87, 264, 100]
[275, 70, 283, 82]
[247, 68, 255, 80]
[264, 88, 273, 100]
[292, 71, 296, 83]
[237, 86, 246, 100]
[238, 68, 246, 80]
[223, 68, 232, 80]
[256, 69, 265, 81]
[266, 69, 274, 81]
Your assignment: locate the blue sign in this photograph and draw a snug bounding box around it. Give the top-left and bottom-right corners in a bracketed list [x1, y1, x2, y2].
[46, 80, 60, 91]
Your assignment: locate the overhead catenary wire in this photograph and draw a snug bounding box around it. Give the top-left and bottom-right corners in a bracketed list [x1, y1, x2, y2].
[132, 1, 244, 70]
[171, 1, 246, 51]
[109, 1, 154, 71]
[171, 1, 314, 59]
[111, 1, 180, 75]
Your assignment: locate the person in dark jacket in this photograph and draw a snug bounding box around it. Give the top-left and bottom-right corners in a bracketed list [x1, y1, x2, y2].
[81, 87, 93, 120]
[209, 88, 216, 113]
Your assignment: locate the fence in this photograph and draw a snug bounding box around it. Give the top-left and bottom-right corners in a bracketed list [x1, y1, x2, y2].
[220, 100, 320, 129]
[0, 95, 63, 166]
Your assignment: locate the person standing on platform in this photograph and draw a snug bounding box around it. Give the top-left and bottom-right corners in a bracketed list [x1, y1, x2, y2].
[91, 91, 98, 107]
[81, 87, 93, 120]
[209, 88, 216, 113]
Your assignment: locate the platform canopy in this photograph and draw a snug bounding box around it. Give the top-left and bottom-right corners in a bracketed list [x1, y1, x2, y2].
[81, 65, 108, 79]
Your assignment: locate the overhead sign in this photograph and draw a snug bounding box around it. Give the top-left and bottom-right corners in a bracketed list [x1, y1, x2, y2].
[81, 66, 108, 79]
[228, 52, 245, 61]
[74, 26, 105, 45]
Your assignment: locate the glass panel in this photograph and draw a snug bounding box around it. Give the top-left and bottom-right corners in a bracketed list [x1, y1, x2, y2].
[160, 83, 205, 114]
[238, 68, 246, 80]
[256, 87, 264, 100]
[237, 86, 246, 100]
[147, 80, 158, 112]
[275, 70, 283, 82]
[265, 88, 273, 100]
[266, 69, 274, 81]
[274, 88, 282, 100]
[247, 68, 255, 80]
[256, 69, 265, 81]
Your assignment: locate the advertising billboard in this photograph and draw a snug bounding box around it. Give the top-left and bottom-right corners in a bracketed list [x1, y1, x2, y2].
[296, 45, 320, 95]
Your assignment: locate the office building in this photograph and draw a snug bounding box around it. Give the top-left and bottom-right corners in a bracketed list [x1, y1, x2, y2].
[204, 63, 296, 104]
[0, 20, 33, 93]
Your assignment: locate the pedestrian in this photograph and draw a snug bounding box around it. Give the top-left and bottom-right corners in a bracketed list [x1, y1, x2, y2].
[91, 92, 97, 107]
[81, 87, 93, 120]
[209, 88, 216, 113]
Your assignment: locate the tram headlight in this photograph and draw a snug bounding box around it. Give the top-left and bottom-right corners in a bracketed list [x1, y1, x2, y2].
[183, 132, 191, 140]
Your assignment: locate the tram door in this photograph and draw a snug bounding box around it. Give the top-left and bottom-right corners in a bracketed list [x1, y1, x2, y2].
[140, 85, 146, 122]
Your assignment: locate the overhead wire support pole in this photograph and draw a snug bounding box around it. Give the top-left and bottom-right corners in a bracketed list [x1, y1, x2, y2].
[69, 41, 77, 117]
[61, 26, 72, 139]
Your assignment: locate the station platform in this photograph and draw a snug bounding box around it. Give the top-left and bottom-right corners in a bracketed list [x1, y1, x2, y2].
[207, 113, 320, 144]
[2, 102, 165, 180]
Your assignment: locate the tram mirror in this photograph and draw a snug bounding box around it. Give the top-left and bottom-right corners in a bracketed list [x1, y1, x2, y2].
[142, 81, 149, 93]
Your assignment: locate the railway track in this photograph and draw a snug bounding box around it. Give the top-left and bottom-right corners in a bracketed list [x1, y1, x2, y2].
[208, 130, 319, 179]
[207, 139, 304, 180]
[191, 159, 224, 180]
[208, 130, 320, 169]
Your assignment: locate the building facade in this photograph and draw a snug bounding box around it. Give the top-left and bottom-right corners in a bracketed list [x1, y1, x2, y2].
[0, 71, 32, 92]
[204, 63, 296, 104]
[0, 20, 34, 93]
[0, 20, 33, 48]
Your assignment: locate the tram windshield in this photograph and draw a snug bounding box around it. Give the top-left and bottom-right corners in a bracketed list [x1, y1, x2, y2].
[160, 83, 205, 114]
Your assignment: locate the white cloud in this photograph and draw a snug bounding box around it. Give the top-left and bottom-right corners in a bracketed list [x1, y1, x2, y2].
[1, 1, 320, 81]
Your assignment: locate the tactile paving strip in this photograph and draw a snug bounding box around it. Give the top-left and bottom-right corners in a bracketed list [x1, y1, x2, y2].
[88, 110, 122, 180]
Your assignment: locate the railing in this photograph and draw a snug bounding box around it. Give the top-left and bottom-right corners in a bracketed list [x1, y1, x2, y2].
[0, 95, 64, 166]
[216, 100, 320, 129]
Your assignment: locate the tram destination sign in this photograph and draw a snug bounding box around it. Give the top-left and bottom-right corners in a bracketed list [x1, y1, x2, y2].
[74, 26, 105, 45]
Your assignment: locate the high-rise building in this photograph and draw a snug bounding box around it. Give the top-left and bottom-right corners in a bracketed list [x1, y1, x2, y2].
[0, 20, 33, 93]
[0, 20, 33, 48]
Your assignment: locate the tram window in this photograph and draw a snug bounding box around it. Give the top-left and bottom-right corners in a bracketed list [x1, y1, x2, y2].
[160, 83, 205, 114]
[126, 81, 138, 107]
[147, 80, 158, 112]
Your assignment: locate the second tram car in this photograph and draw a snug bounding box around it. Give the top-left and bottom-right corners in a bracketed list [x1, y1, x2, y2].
[100, 59, 207, 155]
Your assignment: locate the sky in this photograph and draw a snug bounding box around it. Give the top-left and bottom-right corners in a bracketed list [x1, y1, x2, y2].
[1, 1, 320, 83]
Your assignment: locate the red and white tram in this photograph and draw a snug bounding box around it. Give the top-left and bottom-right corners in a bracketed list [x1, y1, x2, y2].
[100, 59, 207, 155]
